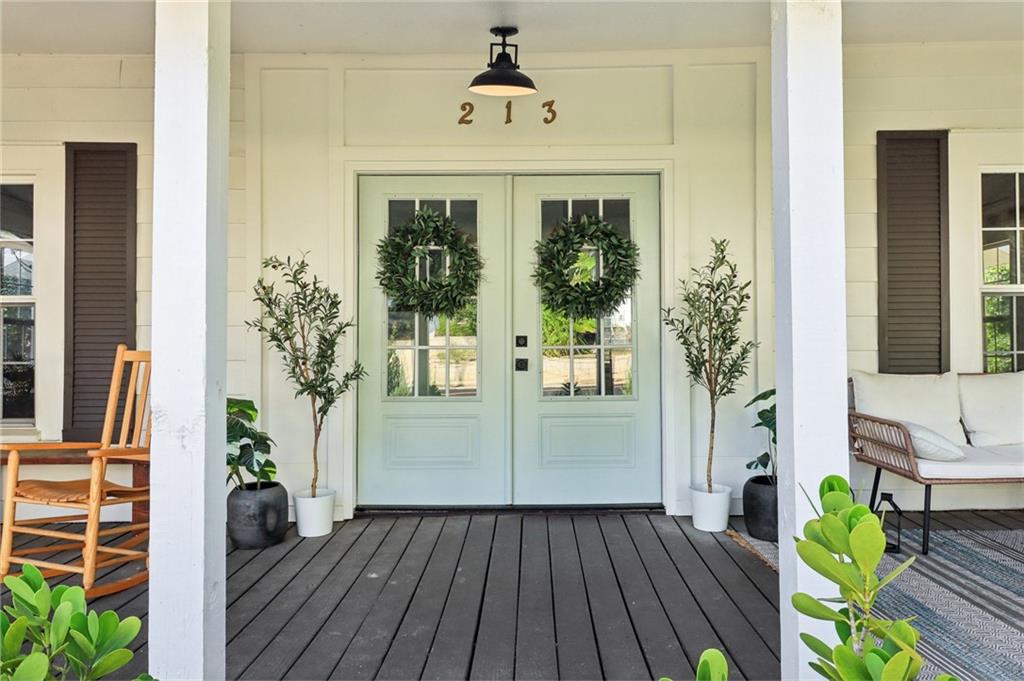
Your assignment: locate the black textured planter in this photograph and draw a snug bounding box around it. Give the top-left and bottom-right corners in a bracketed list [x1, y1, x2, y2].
[227, 482, 289, 549]
[742, 475, 778, 541]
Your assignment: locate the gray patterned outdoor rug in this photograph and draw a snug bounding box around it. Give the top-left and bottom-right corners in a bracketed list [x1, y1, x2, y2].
[727, 528, 1024, 681]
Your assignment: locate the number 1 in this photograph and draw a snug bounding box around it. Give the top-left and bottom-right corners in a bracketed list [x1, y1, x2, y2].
[505, 100, 512, 125]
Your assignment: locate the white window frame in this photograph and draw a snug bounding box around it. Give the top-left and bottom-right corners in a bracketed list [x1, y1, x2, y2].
[979, 168, 1024, 372]
[0, 147, 66, 441]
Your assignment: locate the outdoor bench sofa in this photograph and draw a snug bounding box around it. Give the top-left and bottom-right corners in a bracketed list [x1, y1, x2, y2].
[848, 370, 1024, 554]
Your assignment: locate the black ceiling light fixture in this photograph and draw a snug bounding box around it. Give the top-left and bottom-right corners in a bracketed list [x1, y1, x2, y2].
[468, 26, 538, 97]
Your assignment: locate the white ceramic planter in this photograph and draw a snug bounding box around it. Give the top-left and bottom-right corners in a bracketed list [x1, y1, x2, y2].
[293, 488, 336, 537]
[691, 484, 733, 532]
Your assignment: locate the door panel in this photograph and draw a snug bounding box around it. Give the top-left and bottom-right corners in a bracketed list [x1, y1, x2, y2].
[357, 176, 509, 505]
[511, 176, 662, 505]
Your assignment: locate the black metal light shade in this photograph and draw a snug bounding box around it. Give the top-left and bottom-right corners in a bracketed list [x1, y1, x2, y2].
[468, 27, 537, 97]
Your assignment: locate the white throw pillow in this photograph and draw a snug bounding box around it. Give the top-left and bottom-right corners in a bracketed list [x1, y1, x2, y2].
[850, 370, 967, 445]
[900, 421, 966, 462]
[958, 372, 1024, 446]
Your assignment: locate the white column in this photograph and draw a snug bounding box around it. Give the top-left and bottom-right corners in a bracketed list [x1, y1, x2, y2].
[149, 1, 230, 678]
[770, 1, 850, 678]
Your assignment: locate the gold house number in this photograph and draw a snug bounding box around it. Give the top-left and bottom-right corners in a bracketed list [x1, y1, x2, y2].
[457, 99, 557, 125]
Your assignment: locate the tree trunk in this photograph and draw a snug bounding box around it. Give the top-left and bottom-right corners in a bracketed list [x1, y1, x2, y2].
[706, 401, 716, 493]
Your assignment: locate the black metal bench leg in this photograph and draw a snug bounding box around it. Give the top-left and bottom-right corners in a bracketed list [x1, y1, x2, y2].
[922, 485, 932, 555]
[869, 467, 882, 511]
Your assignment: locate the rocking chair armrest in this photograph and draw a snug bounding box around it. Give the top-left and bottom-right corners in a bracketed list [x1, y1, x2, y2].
[0, 442, 102, 452]
[88, 448, 150, 462]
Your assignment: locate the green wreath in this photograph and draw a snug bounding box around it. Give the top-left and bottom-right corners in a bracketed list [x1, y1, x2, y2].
[533, 214, 640, 319]
[376, 208, 483, 317]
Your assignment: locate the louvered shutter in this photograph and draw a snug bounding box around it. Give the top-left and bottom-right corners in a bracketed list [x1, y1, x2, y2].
[63, 143, 137, 440]
[876, 131, 949, 374]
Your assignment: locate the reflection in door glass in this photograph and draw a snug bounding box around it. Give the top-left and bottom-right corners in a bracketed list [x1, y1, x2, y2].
[385, 198, 479, 397]
[539, 197, 634, 398]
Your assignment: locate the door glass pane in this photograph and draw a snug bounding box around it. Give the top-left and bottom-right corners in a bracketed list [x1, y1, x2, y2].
[572, 317, 599, 346]
[604, 348, 633, 396]
[982, 230, 1017, 284]
[541, 200, 568, 240]
[603, 199, 631, 238]
[572, 349, 599, 396]
[571, 199, 599, 219]
[541, 305, 570, 346]
[385, 198, 479, 399]
[2, 305, 35, 419]
[603, 300, 632, 345]
[542, 349, 571, 396]
[982, 174, 1016, 227]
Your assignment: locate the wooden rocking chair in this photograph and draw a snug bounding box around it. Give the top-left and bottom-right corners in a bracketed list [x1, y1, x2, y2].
[0, 344, 151, 597]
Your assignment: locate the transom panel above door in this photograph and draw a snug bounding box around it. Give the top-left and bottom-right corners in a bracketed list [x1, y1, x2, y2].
[356, 174, 661, 507]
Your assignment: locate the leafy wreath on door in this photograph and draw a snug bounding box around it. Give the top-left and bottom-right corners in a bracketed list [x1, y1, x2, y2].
[375, 208, 483, 317]
[533, 214, 641, 319]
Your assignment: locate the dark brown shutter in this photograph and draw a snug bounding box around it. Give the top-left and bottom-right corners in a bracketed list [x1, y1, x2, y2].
[63, 143, 137, 440]
[876, 131, 949, 374]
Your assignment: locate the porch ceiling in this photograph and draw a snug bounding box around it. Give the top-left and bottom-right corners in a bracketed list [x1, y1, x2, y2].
[1, 0, 1021, 55]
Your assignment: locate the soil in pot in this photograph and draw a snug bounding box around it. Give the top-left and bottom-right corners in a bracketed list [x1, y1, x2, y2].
[742, 475, 778, 541]
[227, 481, 289, 549]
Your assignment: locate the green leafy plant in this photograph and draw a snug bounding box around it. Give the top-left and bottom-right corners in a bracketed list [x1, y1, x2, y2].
[657, 648, 729, 681]
[2, 564, 143, 680]
[794, 475, 960, 681]
[248, 255, 366, 498]
[376, 209, 483, 317]
[226, 397, 276, 489]
[745, 388, 776, 481]
[663, 238, 757, 493]
[533, 215, 640, 319]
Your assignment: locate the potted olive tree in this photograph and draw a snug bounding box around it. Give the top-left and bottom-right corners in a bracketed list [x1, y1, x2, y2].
[226, 397, 287, 548]
[663, 238, 756, 532]
[248, 255, 365, 537]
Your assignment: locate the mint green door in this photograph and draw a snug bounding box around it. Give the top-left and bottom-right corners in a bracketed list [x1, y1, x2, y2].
[358, 174, 661, 506]
[357, 176, 510, 505]
[511, 176, 662, 505]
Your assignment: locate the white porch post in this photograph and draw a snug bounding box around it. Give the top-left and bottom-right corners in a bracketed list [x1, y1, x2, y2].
[149, 1, 230, 678]
[770, 1, 850, 678]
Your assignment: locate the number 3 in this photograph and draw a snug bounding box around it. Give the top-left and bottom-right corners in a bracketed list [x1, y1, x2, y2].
[542, 99, 557, 124]
[458, 102, 474, 125]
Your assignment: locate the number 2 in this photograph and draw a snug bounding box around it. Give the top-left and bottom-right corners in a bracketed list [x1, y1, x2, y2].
[458, 101, 474, 125]
[542, 99, 557, 124]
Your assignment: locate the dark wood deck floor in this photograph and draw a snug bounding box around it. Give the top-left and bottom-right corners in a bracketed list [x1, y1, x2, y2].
[12, 510, 1023, 680]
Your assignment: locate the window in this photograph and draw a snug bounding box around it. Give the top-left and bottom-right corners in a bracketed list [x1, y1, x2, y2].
[540, 197, 634, 398]
[385, 198, 479, 398]
[981, 172, 1024, 372]
[0, 184, 35, 421]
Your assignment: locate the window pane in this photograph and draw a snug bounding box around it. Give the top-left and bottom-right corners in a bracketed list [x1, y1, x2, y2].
[541, 200, 568, 241]
[572, 199, 599, 220]
[421, 199, 446, 216]
[572, 317, 599, 346]
[387, 199, 415, 235]
[983, 295, 1013, 354]
[604, 348, 633, 396]
[572, 349, 599, 396]
[386, 349, 414, 396]
[450, 200, 478, 243]
[1, 244, 33, 295]
[982, 174, 1016, 227]
[418, 314, 444, 347]
[541, 305, 570, 346]
[982, 230, 1017, 284]
[1019, 174, 1024, 227]
[603, 198, 631, 239]
[449, 299, 477, 345]
[543, 349, 571, 396]
[425, 248, 445, 280]
[2, 305, 35, 420]
[449, 349, 477, 397]
[985, 355, 1015, 373]
[418, 349, 445, 396]
[387, 309, 415, 346]
[0, 185, 33, 240]
[602, 299, 633, 345]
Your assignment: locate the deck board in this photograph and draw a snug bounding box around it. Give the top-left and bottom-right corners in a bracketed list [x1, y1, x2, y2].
[469, 514, 521, 681]
[514, 516, 557, 681]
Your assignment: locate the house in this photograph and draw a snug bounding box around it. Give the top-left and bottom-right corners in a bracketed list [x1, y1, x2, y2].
[1, 1, 1022, 678]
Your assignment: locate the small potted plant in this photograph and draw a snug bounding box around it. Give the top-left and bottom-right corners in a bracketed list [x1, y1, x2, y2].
[226, 397, 287, 548]
[663, 238, 756, 532]
[249, 255, 365, 537]
[742, 388, 778, 540]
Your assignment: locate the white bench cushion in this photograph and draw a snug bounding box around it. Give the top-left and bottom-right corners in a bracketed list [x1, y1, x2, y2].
[901, 421, 965, 461]
[851, 370, 967, 445]
[916, 444, 1024, 480]
[958, 372, 1024, 446]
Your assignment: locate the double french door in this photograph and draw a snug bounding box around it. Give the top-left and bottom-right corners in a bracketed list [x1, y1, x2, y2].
[357, 175, 661, 506]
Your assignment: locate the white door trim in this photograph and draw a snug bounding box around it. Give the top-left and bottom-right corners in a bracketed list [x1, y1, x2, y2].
[334, 160, 689, 518]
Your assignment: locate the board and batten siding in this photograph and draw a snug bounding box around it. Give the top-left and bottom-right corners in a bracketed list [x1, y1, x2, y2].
[0, 54, 249, 407]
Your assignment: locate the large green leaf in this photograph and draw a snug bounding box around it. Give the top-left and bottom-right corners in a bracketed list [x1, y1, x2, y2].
[819, 475, 851, 499]
[49, 601, 72, 650]
[796, 540, 860, 591]
[90, 648, 134, 679]
[877, 557, 916, 590]
[849, 522, 886, 576]
[820, 513, 852, 557]
[3, 577, 37, 611]
[879, 651, 914, 681]
[99, 616, 141, 656]
[792, 593, 847, 622]
[822, 491, 854, 514]
[2, 616, 28, 660]
[695, 648, 728, 681]
[11, 652, 49, 681]
[832, 644, 871, 681]
[800, 633, 834, 660]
